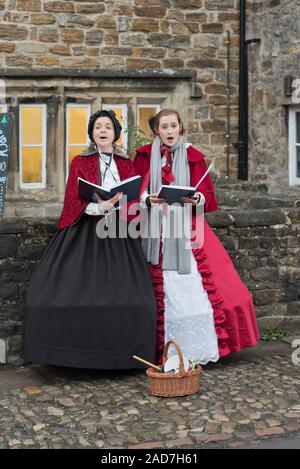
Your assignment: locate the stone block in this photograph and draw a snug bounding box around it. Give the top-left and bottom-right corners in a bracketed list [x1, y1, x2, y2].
[205, 211, 234, 228]
[86, 30, 104, 45]
[134, 6, 167, 17]
[65, 14, 94, 28]
[287, 302, 300, 316]
[126, 58, 161, 69]
[148, 33, 171, 47]
[44, 1, 75, 12]
[201, 119, 226, 132]
[35, 56, 60, 66]
[107, 3, 133, 16]
[0, 284, 18, 301]
[247, 196, 297, 210]
[131, 19, 159, 33]
[0, 219, 28, 234]
[117, 17, 130, 32]
[233, 210, 287, 227]
[169, 35, 191, 48]
[102, 47, 132, 56]
[39, 28, 58, 42]
[280, 317, 300, 331]
[162, 59, 184, 68]
[174, 0, 202, 7]
[120, 33, 147, 46]
[0, 42, 16, 52]
[250, 268, 279, 282]
[0, 24, 28, 41]
[96, 15, 116, 29]
[202, 23, 223, 33]
[135, 48, 166, 59]
[17, 244, 45, 261]
[6, 55, 34, 66]
[254, 289, 284, 306]
[100, 56, 124, 68]
[288, 208, 300, 223]
[187, 59, 224, 69]
[30, 13, 56, 24]
[257, 316, 284, 330]
[76, 3, 105, 14]
[61, 28, 84, 43]
[279, 267, 300, 282]
[17, 0, 41, 11]
[49, 44, 71, 55]
[0, 236, 17, 259]
[207, 95, 227, 105]
[205, 0, 235, 11]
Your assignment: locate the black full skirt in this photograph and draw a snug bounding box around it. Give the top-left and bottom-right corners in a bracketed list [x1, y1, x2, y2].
[22, 214, 157, 369]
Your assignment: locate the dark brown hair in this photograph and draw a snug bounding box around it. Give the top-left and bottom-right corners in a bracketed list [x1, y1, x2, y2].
[154, 109, 185, 135]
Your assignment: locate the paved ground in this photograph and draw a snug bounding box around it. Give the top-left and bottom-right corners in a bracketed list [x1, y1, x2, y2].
[0, 340, 299, 449]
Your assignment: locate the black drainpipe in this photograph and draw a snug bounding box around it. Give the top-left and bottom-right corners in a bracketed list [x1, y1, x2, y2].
[237, 0, 260, 180]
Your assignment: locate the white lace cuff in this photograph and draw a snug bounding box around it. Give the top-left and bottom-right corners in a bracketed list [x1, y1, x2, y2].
[195, 192, 205, 206]
[140, 190, 150, 209]
[85, 202, 101, 216]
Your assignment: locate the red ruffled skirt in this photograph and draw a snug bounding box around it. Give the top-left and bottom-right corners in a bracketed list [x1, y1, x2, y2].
[149, 220, 259, 364]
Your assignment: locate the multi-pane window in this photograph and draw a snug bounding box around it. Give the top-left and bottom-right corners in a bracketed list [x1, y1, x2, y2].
[102, 104, 128, 150]
[289, 107, 300, 185]
[16, 101, 161, 190]
[19, 104, 46, 189]
[66, 104, 91, 178]
[137, 105, 160, 139]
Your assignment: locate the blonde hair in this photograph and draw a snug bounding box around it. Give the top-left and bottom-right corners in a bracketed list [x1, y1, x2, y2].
[154, 109, 185, 135]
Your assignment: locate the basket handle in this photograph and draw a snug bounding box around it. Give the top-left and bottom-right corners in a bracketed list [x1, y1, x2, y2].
[163, 339, 185, 374]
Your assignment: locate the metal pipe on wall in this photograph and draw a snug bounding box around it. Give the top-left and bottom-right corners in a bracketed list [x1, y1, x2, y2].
[237, 0, 261, 180]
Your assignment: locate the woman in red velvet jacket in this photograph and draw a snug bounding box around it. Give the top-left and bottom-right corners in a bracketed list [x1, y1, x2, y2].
[22, 110, 156, 369]
[134, 109, 259, 365]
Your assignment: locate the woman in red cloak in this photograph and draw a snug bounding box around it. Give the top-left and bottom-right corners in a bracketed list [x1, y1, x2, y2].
[134, 109, 259, 364]
[22, 110, 156, 369]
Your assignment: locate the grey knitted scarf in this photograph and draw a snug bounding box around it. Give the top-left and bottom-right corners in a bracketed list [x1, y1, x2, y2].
[142, 135, 192, 274]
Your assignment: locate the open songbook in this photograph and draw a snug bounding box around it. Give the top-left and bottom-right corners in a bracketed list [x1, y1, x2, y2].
[157, 161, 214, 205]
[78, 175, 141, 203]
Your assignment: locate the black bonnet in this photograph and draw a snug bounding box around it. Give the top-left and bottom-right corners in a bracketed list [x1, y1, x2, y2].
[88, 109, 122, 143]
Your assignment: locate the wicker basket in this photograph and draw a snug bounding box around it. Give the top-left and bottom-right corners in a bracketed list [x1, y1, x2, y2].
[146, 339, 202, 397]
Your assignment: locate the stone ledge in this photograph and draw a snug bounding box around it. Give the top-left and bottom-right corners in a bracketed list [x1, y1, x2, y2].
[0, 67, 196, 79]
[232, 210, 288, 227]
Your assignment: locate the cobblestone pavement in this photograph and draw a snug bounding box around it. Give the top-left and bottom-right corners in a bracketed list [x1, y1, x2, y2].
[0, 341, 299, 449]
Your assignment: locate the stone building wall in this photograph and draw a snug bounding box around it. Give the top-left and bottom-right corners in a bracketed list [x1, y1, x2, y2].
[247, 0, 300, 192]
[1, 0, 300, 195]
[0, 0, 240, 181]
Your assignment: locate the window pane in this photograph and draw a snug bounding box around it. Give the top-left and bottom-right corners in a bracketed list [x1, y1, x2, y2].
[0, 104, 7, 113]
[68, 107, 89, 144]
[68, 145, 87, 168]
[21, 107, 43, 145]
[22, 147, 42, 183]
[138, 107, 158, 139]
[296, 113, 300, 144]
[102, 106, 125, 146]
[297, 146, 300, 178]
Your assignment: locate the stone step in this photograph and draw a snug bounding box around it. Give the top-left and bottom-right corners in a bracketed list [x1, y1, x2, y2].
[216, 190, 300, 211]
[2, 188, 300, 218]
[214, 176, 269, 193]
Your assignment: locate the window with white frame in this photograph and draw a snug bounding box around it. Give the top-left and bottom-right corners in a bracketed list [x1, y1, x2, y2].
[137, 104, 160, 139]
[66, 104, 91, 179]
[0, 104, 8, 113]
[102, 104, 128, 150]
[289, 106, 300, 185]
[19, 104, 47, 189]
